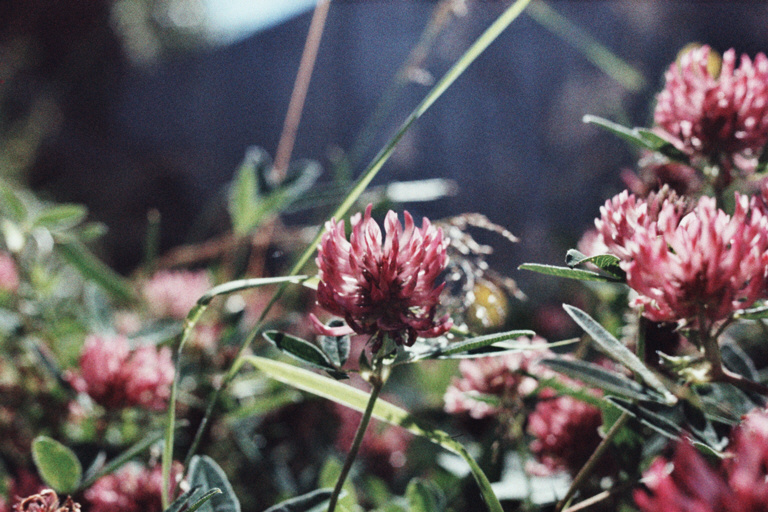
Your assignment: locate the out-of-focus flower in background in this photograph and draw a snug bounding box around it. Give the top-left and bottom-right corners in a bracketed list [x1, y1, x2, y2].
[142, 269, 212, 320]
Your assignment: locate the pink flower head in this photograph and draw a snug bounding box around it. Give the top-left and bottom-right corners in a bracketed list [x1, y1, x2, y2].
[655, 45, 768, 171]
[443, 336, 554, 419]
[0, 252, 19, 293]
[84, 462, 180, 512]
[312, 204, 452, 348]
[596, 189, 768, 328]
[142, 270, 212, 320]
[635, 407, 768, 512]
[69, 334, 173, 411]
[526, 394, 604, 477]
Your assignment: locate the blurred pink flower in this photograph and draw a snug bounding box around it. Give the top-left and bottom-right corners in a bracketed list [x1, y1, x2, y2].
[635, 407, 768, 512]
[443, 337, 553, 419]
[85, 463, 180, 512]
[655, 46, 768, 169]
[526, 394, 604, 476]
[334, 401, 412, 480]
[11, 490, 80, 512]
[312, 204, 452, 349]
[0, 252, 19, 293]
[142, 270, 212, 320]
[69, 334, 173, 411]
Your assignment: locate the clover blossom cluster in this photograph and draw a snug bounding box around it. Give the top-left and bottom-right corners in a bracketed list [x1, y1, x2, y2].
[635, 407, 768, 511]
[142, 269, 212, 320]
[312, 204, 452, 349]
[594, 189, 768, 329]
[68, 334, 173, 411]
[84, 463, 178, 512]
[443, 336, 552, 419]
[654, 45, 768, 173]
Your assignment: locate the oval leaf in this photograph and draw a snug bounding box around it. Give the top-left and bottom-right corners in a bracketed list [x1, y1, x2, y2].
[541, 358, 656, 401]
[563, 304, 676, 404]
[319, 320, 351, 367]
[32, 436, 82, 494]
[188, 455, 240, 512]
[34, 204, 88, 231]
[263, 331, 346, 379]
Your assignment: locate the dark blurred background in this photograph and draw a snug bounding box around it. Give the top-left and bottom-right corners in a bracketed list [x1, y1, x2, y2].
[2, 0, 768, 290]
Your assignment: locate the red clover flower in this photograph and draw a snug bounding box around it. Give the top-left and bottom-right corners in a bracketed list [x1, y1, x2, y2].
[655, 45, 768, 174]
[11, 490, 80, 512]
[312, 204, 452, 349]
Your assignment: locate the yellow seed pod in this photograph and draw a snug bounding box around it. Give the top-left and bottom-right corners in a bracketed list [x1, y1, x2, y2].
[466, 279, 509, 332]
[676, 43, 722, 78]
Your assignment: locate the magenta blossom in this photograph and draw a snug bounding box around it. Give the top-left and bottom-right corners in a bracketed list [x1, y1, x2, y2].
[68, 334, 173, 411]
[635, 407, 768, 512]
[84, 463, 181, 512]
[595, 190, 768, 329]
[0, 252, 19, 293]
[443, 336, 553, 419]
[312, 204, 452, 348]
[527, 394, 604, 477]
[655, 46, 768, 166]
[142, 269, 211, 320]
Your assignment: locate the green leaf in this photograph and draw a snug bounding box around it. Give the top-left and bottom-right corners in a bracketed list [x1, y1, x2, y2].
[318, 320, 351, 367]
[541, 358, 657, 402]
[31, 436, 82, 494]
[318, 458, 356, 510]
[33, 204, 88, 231]
[431, 330, 546, 359]
[563, 305, 676, 404]
[406, 479, 442, 512]
[518, 263, 621, 282]
[565, 249, 625, 280]
[164, 486, 203, 512]
[635, 129, 690, 163]
[187, 489, 224, 512]
[0, 183, 27, 222]
[228, 149, 262, 236]
[55, 240, 137, 303]
[187, 455, 240, 512]
[583, 116, 690, 164]
[263, 331, 347, 379]
[263, 489, 336, 512]
[242, 356, 504, 512]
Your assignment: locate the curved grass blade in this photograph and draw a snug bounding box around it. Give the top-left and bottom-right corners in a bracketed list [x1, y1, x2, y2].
[563, 304, 676, 404]
[243, 356, 504, 512]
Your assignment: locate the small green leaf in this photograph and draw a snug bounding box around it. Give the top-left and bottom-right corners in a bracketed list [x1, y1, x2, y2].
[32, 436, 82, 493]
[164, 486, 203, 512]
[518, 263, 621, 282]
[0, 184, 27, 222]
[606, 397, 681, 440]
[563, 305, 676, 404]
[263, 489, 336, 512]
[733, 304, 768, 319]
[319, 320, 351, 367]
[187, 455, 240, 512]
[228, 149, 262, 236]
[263, 331, 347, 379]
[55, 240, 137, 303]
[33, 204, 88, 231]
[405, 479, 442, 512]
[433, 330, 535, 358]
[541, 358, 657, 402]
[565, 249, 625, 280]
[636, 129, 690, 163]
[187, 489, 224, 512]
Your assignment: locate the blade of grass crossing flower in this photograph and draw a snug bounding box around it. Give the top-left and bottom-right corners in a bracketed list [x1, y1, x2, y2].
[563, 304, 677, 404]
[243, 356, 504, 512]
[162, 276, 307, 508]
[186, 0, 534, 491]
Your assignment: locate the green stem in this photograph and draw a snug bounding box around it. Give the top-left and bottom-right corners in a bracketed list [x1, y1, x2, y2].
[327, 370, 385, 512]
[555, 411, 629, 512]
